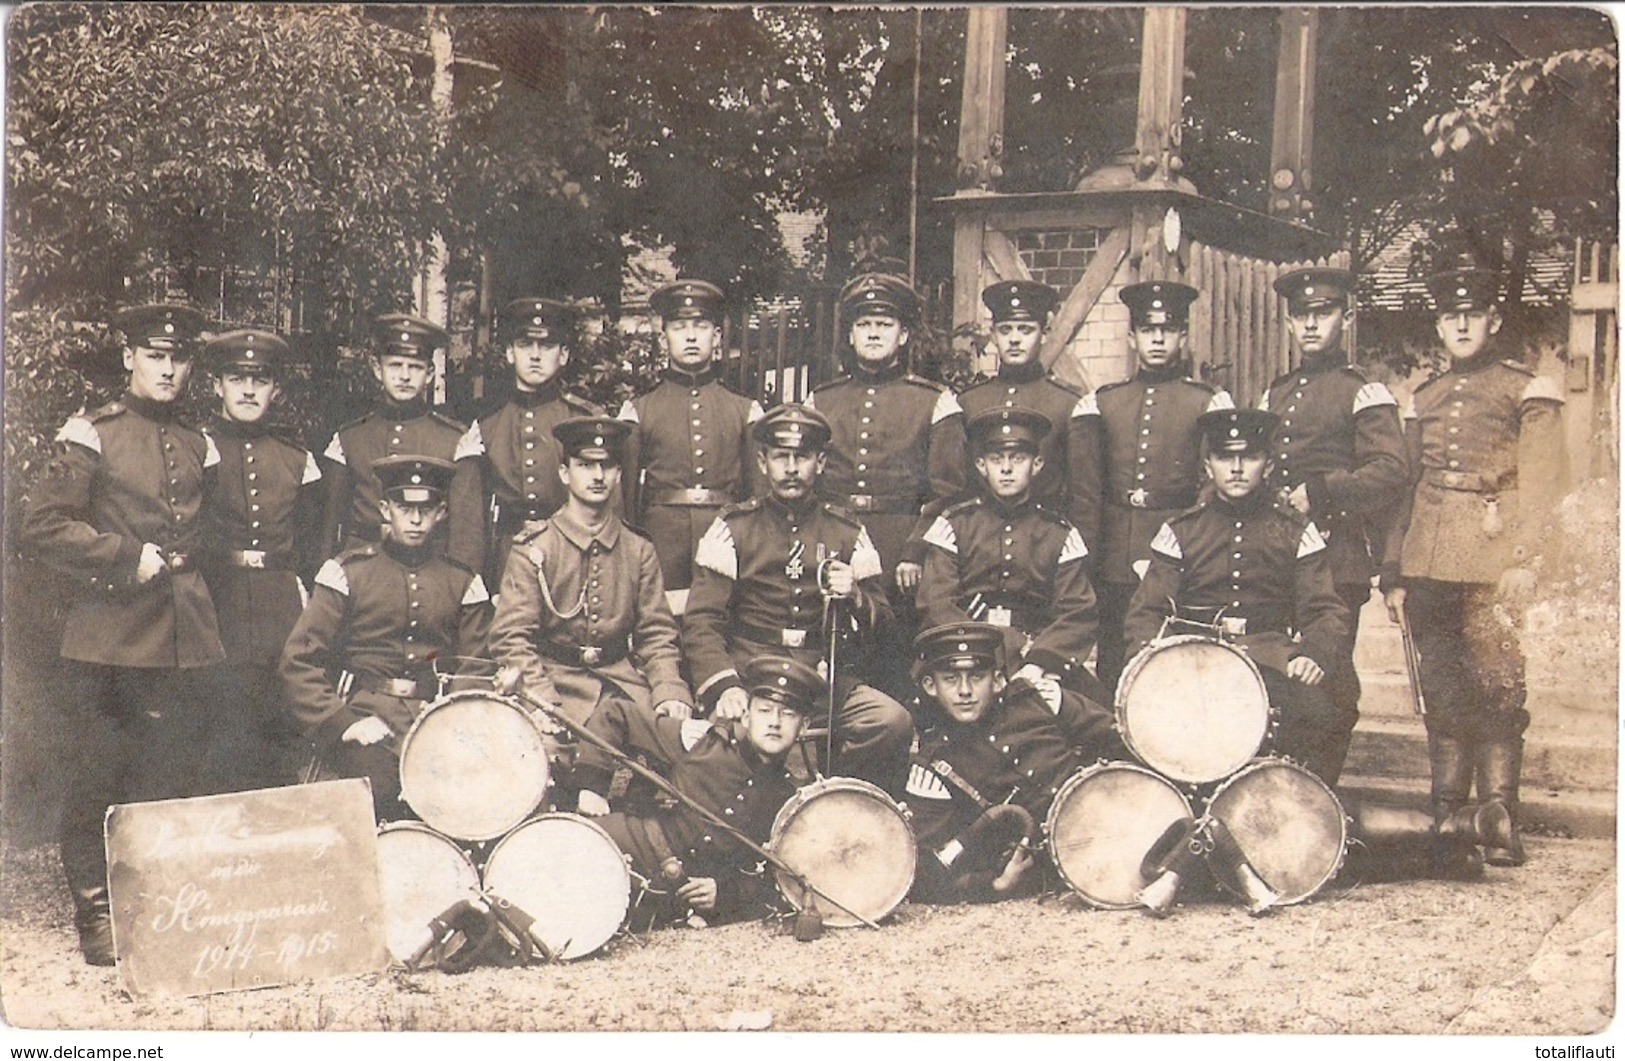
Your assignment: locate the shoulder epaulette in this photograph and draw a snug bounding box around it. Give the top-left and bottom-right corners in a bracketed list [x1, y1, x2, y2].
[1045, 374, 1085, 398]
[901, 373, 946, 392]
[563, 392, 603, 413]
[334, 411, 373, 434]
[622, 520, 653, 542]
[336, 543, 379, 565]
[1168, 502, 1207, 526]
[718, 497, 762, 521]
[442, 555, 476, 576]
[514, 521, 550, 545]
[86, 401, 126, 423]
[1500, 358, 1536, 377]
[818, 500, 863, 527]
[1095, 379, 1132, 395]
[1030, 501, 1072, 527]
[430, 409, 467, 431]
[1414, 372, 1448, 395]
[810, 377, 846, 395]
[943, 496, 984, 518]
[1180, 375, 1220, 393]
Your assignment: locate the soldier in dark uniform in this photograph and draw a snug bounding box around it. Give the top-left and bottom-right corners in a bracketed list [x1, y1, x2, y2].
[919, 407, 1103, 700]
[20, 303, 225, 964]
[490, 417, 693, 749]
[319, 313, 484, 573]
[1125, 408, 1356, 783]
[903, 622, 1120, 904]
[960, 280, 1087, 523]
[1072, 280, 1234, 695]
[197, 328, 323, 793]
[574, 655, 822, 928]
[807, 272, 967, 701]
[1381, 268, 1568, 867]
[454, 297, 605, 588]
[1260, 268, 1409, 768]
[616, 280, 763, 615]
[280, 455, 492, 820]
[683, 404, 913, 793]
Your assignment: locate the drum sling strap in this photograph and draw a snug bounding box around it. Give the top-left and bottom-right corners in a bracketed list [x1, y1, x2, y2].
[917, 754, 993, 810]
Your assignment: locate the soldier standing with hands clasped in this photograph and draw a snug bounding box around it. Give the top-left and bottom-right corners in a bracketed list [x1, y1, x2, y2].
[21, 303, 224, 965]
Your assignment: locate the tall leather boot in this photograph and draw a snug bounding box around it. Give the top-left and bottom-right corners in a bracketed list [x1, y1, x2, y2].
[1478, 739, 1528, 867]
[63, 858, 115, 967]
[1346, 797, 1481, 881]
[1427, 734, 1484, 879]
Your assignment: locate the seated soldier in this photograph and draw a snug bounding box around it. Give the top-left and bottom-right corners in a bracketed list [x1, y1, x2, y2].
[574, 655, 823, 927]
[280, 455, 492, 819]
[683, 403, 912, 794]
[904, 622, 1121, 905]
[918, 406, 1104, 702]
[1123, 408, 1356, 783]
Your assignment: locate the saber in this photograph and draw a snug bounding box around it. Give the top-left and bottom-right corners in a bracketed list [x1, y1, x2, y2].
[1396, 608, 1428, 718]
[512, 690, 882, 930]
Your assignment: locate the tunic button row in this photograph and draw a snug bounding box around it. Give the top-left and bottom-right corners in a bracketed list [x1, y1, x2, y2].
[524, 410, 534, 420]
[691, 402, 701, 411]
[248, 472, 258, 482]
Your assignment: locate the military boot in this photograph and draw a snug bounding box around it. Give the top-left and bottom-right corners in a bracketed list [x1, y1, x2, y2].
[69, 881, 115, 966]
[1478, 739, 1528, 867]
[1427, 734, 1484, 879]
[1346, 798, 1482, 881]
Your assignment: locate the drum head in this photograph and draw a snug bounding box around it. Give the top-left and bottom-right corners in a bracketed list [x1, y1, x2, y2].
[1045, 763, 1195, 909]
[399, 692, 551, 841]
[1205, 759, 1347, 905]
[375, 823, 482, 965]
[1117, 638, 1271, 784]
[769, 779, 915, 928]
[482, 813, 631, 960]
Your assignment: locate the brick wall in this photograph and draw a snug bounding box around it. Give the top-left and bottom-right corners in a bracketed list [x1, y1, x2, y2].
[1012, 228, 1106, 291]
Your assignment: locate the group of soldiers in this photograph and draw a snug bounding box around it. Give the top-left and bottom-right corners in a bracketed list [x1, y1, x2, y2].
[20, 260, 1566, 965]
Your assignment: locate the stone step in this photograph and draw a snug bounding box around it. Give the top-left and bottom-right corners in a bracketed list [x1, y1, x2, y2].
[1345, 715, 1618, 792]
[1337, 774, 1617, 841]
[1354, 674, 1618, 740]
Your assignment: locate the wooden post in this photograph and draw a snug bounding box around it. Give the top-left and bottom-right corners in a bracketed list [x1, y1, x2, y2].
[950, 9, 1007, 350]
[1268, 8, 1318, 223]
[1134, 7, 1187, 185]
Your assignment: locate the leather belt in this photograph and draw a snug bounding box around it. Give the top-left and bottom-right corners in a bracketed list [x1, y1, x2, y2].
[1110, 487, 1197, 510]
[352, 675, 439, 699]
[540, 639, 630, 668]
[164, 551, 193, 574]
[224, 549, 290, 570]
[1423, 468, 1512, 494]
[732, 621, 819, 649]
[843, 493, 920, 515]
[495, 500, 555, 526]
[647, 488, 730, 507]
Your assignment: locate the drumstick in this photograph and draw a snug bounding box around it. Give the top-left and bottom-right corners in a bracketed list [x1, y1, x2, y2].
[511, 689, 884, 931]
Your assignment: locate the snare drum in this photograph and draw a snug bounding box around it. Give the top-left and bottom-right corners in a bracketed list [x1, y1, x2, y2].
[1204, 758, 1348, 905]
[1045, 762, 1196, 909]
[398, 690, 551, 841]
[481, 813, 631, 960]
[769, 777, 915, 928]
[1115, 636, 1273, 784]
[374, 822, 483, 965]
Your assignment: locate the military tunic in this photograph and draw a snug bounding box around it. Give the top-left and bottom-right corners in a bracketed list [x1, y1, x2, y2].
[958, 363, 1086, 523]
[1069, 369, 1232, 693]
[489, 510, 691, 726]
[918, 496, 1099, 690]
[1126, 493, 1355, 781]
[616, 364, 763, 598]
[904, 681, 1119, 902]
[577, 704, 796, 924]
[320, 400, 485, 573]
[1383, 356, 1567, 741]
[683, 495, 912, 790]
[279, 539, 491, 814]
[198, 415, 323, 790]
[454, 381, 604, 584]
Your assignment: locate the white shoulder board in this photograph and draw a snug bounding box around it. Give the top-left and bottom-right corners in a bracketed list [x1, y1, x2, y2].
[314, 559, 350, 596]
[931, 387, 962, 425]
[1256, 389, 1273, 412]
[1352, 381, 1398, 414]
[1149, 522, 1182, 561]
[1131, 558, 1152, 581]
[851, 526, 884, 582]
[1521, 375, 1565, 405]
[1057, 526, 1089, 565]
[616, 399, 639, 424]
[453, 421, 486, 461]
[693, 516, 738, 580]
[1073, 392, 1100, 417]
[803, 390, 818, 411]
[462, 574, 491, 606]
[922, 516, 958, 555]
[905, 763, 952, 801]
[55, 416, 101, 454]
[1399, 393, 1418, 421]
[323, 433, 347, 465]
[203, 433, 220, 468]
[1297, 521, 1327, 558]
[746, 400, 765, 423]
[302, 451, 323, 485]
[1207, 390, 1236, 412]
[680, 718, 712, 752]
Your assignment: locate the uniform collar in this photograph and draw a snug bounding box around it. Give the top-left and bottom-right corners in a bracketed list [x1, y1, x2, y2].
[511, 380, 562, 408]
[852, 359, 906, 384]
[1449, 350, 1500, 375]
[982, 491, 1035, 519]
[662, 363, 718, 388]
[551, 505, 621, 551]
[766, 492, 820, 521]
[382, 538, 438, 568]
[998, 360, 1046, 384]
[379, 397, 430, 422]
[122, 391, 178, 422]
[1136, 362, 1185, 384]
[210, 413, 273, 439]
[1298, 350, 1348, 375]
[1213, 489, 1273, 517]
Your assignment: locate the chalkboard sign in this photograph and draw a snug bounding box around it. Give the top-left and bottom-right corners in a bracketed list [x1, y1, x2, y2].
[106, 779, 389, 997]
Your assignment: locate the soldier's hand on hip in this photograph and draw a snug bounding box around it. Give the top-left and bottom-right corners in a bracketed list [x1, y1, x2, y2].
[655, 698, 693, 720]
[341, 715, 392, 746]
[715, 686, 750, 721]
[820, 559, 857, 599]
[1286, 655, 1325, 686]
[677, 876, 719, 913]
[895, 561, 923, 593]
[577, 790, 611, 817]
[1383, 587, 1407, 623]
[1497, 567, 1537, 603]
[135, 542, 167, 584]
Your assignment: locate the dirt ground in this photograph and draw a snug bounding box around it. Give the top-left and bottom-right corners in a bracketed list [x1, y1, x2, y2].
[0, 834, 1614, 1041]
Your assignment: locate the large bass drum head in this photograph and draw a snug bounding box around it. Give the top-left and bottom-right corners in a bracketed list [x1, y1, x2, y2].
[374, 822, 482, 965]
[1045, 762, 1195, 909]
[398, 691, 551, 842]
[481, 813, 631, 960]
[1205, 758, 1347, 905]
[1116, 636, 1271, 784]
[769, 778, 915, 928]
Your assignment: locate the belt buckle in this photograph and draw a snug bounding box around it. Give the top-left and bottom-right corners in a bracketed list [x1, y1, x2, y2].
[1444, 471, 1463, 487]
[388, 678, 417, 698]
[1219, 616, 1248, 637]
[241, 550, 266, 569]
[782, 629, 808, 648]
[166, 553, 187, 571]
[1128, 488, 1149, 509]
[580, 646, 603, 666]
[850, 494, 873, 511]
[685, 488, 708, 505]
[986, 606, 1013, 628]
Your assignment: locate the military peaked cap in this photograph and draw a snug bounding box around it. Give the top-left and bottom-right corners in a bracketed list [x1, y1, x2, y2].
[1426, 268, 1502, 313]
[1273, 267, 1355, 309]
[113, 303, 207, 353]
[1120, 281, 1199, 326]
[752, 403, 832, 452]
[373, 313, 449, 362]
[203, 328, 291, 375]
[553, 415, 630, 463]
[742, 655, 826, 712]
[373, 454, 457, 504]
[967, 406, 1051, 454]
[502, 297, 572, 343]
[840, 272, 920, 323]
[915, 621, 1004, 669]
[650, 280, 726, 323]
[1198, 408, 1280, 455]
[982, 280, 1059, 324]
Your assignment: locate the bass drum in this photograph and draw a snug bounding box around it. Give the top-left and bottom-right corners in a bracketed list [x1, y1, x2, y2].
[769, 777, 915, 928]
[1204, 758, 1348, 906]
[481, 813, 631, 960]
[1115, 636, 1273, 785]
[1044, 761, 1196, 909]
[398, 690, 552, 842]
[374, 822, 483, 966]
